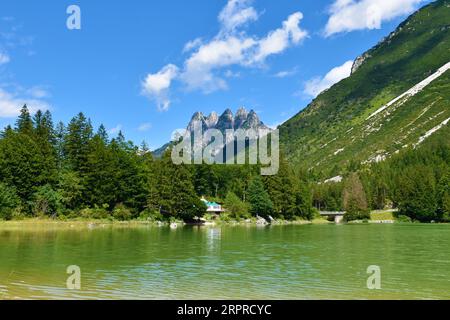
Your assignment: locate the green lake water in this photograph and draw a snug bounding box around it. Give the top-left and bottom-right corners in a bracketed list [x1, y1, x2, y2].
[0, 223, 449, 300]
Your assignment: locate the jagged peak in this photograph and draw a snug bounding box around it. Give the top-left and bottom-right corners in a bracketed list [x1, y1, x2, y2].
[191, 111, 204, 119]
[234, 107, 249, 129]
[222, 108, 233, 116]
[185, 108, 271, 133]
[236, 107, 248, 116]
[205, 112, 219, 128]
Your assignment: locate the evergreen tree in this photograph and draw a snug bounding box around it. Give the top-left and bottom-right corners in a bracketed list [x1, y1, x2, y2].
[397, 165, 438, 222]
[31, 184, 63, 217]
[55, 121, 66, 168]
[224, 191, 249, 219]
[0, 183, 20, 220]
[248, 176, 273, 219]
[33, 110, 58, 187]
[0, 131, 48, 203]
[84, 134, 116, 208]
[149, 150, 205, 220]
[64, 113, 93, 173]
[16, 105, 33, 135]
[292, 181, 314, 220]
[97, 124, 109, 144]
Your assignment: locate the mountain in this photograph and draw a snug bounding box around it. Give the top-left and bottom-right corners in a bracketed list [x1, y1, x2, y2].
[280, 0, 450, 178]
[153, 108, 270, 157]
[187, 107, 270, 134]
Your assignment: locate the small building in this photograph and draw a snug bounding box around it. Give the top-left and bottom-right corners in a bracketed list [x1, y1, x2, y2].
[201, 197, 225, 215]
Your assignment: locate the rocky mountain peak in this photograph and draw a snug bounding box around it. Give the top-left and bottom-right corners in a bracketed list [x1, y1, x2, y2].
[186, 108, 270, 133]
[234, 107, 249, 129]
[242, 109, 263, 129]
[216, 108, 235, 131]
[187, 112, 206, 131]
[205, 112, 219, 128]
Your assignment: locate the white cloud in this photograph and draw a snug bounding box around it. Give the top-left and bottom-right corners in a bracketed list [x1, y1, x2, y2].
[0, 52, 10, 65]
[183, 38, 203, 53]
[142, 0, 308, 109]
[179, 9, 307, 93]
[224, 70, 241, 78]
[304, 60, 353, 97]
[218, 0, 259, 33]
[0, 88, 50, 118]
[108, 124, 123, 135]
[26, 86, 50, 99]
[141, 64, 179, 111]
[138, 122, 152, 132]
[252, 12, 307, 63]
[180, 36, 256, 92]
[274, 67, 298, 78]
[325, 0, 425, 37]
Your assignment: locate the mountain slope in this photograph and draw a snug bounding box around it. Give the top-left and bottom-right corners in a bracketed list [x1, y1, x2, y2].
[280, 0, 450, 177]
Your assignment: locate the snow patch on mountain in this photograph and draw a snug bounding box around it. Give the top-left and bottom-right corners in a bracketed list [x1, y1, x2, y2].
[367, 61, 450, 120]
[414, 117, 450, 147]
[323, 176, 343, 184]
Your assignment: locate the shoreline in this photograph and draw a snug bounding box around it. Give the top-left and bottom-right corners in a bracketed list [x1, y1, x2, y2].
[0, 217, 332, 230]
[2, 209, 447, 230]
[0, 217, 445, 230]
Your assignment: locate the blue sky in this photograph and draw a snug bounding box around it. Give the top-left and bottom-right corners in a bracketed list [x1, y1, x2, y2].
[0, 0, 431, 149]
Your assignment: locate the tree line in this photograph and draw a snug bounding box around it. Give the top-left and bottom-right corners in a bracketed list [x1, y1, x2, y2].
[312, 129, 450, 222]
[0, 106, 315, 222]
[1, 106, 448, 223]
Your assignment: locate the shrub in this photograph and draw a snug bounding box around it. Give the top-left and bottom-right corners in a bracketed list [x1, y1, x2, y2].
[139, 209, 164, 221]
[396, 215, 413, 223]
[31, 185, 63, 217]
[0, 183, 20, 220]
[113, 204, 133, 221]
[80, 205, 110, 219]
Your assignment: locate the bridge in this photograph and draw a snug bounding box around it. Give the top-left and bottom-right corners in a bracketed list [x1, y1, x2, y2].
[319, 211, 346, 224]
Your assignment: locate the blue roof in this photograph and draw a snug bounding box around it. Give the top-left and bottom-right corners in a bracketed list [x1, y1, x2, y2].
[201, 199, 220, 207]
[208, 202, 219, 206]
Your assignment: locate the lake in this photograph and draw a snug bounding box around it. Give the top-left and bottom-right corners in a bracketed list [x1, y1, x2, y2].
[0, 223, 449, 300]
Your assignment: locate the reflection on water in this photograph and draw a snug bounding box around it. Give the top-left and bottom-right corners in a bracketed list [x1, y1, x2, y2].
[206, 228, 221, 252]
[0, 224, 450, 299]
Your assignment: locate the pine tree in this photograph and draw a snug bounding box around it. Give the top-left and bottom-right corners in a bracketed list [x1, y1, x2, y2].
[55, 122, 66, 169]
[0, 183, 20, 220]
[149, 150, 205, 221]
[248, 176, 273, 219]
[397, 165, 437, 222]
[84, 134, 116, 208]
[0, 131, 47, 203]
[33, 110, 58, 187]
[224, 191, 249, 219]
[437, 169, 450, 221]
[97, 124, 109, 144]
[64, 113, 93, 173]
[16, 105, 33, 135]
[263, 155, 298, 218]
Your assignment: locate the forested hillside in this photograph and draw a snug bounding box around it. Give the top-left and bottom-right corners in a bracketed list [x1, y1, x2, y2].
[280, 0, 450, 178]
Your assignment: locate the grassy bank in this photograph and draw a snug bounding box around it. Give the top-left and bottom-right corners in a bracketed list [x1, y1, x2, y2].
[0, 216, 332, 230]
[370, 210, 396, 221]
